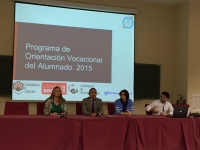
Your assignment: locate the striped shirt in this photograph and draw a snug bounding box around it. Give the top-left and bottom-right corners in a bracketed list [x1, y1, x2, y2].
[115, 99, 134, 114]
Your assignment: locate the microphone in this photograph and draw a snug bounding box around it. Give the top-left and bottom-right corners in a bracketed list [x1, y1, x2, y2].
[97, 112, 102, 117]
[60, 112, 66, 118]
[60, 109, 66, 118]
[60, 115, 66, 118]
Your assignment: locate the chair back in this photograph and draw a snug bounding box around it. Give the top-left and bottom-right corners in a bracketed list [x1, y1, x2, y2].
[37, 102, 45, 115]
[76, 102, 82, 115]
[107, 103, 115, 115]
[145, 104, 153, 115]
[4, 101, 29, 115]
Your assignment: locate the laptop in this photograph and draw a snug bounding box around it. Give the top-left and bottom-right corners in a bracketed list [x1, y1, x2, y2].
[167, 106, 190, 118]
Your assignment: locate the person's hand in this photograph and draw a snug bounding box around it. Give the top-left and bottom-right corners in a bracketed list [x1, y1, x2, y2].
[160, 112, 167, 116]
[90, 113, 97, 117]
[127, 111, 132, 116]
[61, 112, 67, 116]
[98, 112, 102, 117]
[120, 112, 130, 116]
[151, 107, 159, 113]
[50, 112, 57, 116]
[166, 114, 172, 117]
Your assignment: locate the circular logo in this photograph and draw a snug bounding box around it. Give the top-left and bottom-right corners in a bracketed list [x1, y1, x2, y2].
[68, 84, 78, 94]
[122, 17, 133, 29]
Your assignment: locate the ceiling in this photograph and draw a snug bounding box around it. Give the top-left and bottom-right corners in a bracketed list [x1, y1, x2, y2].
[57, 0, 198, 6]
[138, 0, 196, 5]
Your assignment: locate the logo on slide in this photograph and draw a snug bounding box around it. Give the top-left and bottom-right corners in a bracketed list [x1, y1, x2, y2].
[13, 81, 24, 94]
[104, 91, 109, 95]
[42, 82, 67, 95]
[104, 91, 133, 96]
[68, 84, 78, 94]
[104, 91, 119, 96]
[122, 16, 133, 29]
[80, 88, 100, 95]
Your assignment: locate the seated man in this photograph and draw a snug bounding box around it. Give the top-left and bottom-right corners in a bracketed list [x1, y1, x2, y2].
[82, 88, 104, 117]
[145, 91, 174, 115]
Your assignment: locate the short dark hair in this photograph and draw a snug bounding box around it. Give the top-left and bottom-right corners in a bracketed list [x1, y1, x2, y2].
[119, 89, 130, 100]
[89, 88, 97, 93]
[161, 91, 170, 99]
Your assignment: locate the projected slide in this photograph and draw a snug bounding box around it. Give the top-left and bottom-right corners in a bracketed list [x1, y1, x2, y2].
[14, 23, 112, 82]
[12, 2, 135, 101]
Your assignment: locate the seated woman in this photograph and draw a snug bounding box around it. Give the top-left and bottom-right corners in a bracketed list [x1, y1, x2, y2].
[115, 89, 134, 116]
[43, 86, 68, 116]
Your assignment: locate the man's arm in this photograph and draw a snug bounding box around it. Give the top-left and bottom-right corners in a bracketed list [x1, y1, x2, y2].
[98, 99, 104, 115]
[82, 99, 91, 116]
[145, 102, 154, 112]
[146, 101, 160, 114]
[168, 103, 174, 115]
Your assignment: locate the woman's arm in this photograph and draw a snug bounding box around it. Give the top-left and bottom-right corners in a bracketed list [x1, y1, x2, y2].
[120, 112, 130, 115]
[128, 99, 134, 114]
[115, 100, 123, 114]
[62, 101, 68, 116]
[115, 99, 132, 116]
[43, 99, 52, 115]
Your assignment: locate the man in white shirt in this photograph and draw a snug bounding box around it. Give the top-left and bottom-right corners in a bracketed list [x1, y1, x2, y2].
[145, 91, 174, 115]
